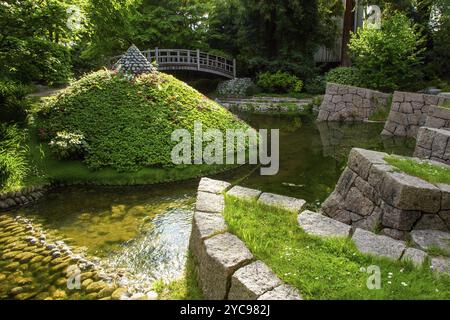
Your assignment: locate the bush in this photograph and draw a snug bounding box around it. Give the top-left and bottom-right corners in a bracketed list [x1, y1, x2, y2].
[0, 125, 29, 191]
[216, 78, 258, 97]
[0, 38, 73, 86]
[256, 71, 303, 94]
[49, 131, 89, 160]
[38, 70, 250, 172]
[0, 80, 32, 124]
[304, 75, 326, 94]
[325, 67, 363, 87]
[348, 13, 425, 92]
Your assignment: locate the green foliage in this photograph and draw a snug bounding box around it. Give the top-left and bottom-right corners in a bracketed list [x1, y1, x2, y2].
[0, 0, 76, 85]
[37, 70, 250, 172]
[325, 67, 364, 87]
[385, 156, 450, 185]
[430, 12, 450, 78]
[256, 71, 303, 94]
[206, 0, 342, 78]
[224, 196, 450, 299]
[304, 75, 326, 94]
[348, 13, 425, 92]
[0, 80, 32, 124]
[368, 94, 393, 122]
[0, 125, 29, 191]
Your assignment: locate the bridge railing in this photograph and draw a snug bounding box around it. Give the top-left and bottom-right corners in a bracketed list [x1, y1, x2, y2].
[111, 48, 236, 79]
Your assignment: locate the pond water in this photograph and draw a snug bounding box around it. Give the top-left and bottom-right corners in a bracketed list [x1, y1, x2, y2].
[1, 115, 415, 299]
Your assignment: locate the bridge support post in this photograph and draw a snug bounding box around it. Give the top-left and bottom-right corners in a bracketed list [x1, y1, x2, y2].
[197, 49, 200, 70]
[233, 59, 236, 78]
[155, 47, 159, 65]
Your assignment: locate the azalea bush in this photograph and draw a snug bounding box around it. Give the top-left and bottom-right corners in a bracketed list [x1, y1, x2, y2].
[49, 131, 89, 160]
[216, 78, 257, 97]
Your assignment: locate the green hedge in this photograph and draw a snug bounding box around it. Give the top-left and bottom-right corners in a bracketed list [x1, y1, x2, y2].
[325, 67, 363, 87]
[256, 71, 303, 94]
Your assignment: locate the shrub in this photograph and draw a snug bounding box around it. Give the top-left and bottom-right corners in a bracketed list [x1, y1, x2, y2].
[38, 70, 250, 172]
[216, 78, 258, 97]
[256, 71, 303, 94]
[0, 38, 72, 86]
[0, 125, 29, 191]
[325, 67, 363, 87]
[304, 75, 326, 94]
[49, 131, 89, 160]
[0, 80, 32, 124]
[348, 13, 425, 92]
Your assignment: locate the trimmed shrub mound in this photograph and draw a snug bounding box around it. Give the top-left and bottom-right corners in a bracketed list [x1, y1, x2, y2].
[37, 70, 250, 172]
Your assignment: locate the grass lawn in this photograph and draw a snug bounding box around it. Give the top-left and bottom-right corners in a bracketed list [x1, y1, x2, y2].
[224, 196, 450, 299]
[153, 252, 203, 300]
[385, 156, 450, 185]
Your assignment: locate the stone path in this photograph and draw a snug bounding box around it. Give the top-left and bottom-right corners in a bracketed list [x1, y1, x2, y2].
[190, 178, 303, 300]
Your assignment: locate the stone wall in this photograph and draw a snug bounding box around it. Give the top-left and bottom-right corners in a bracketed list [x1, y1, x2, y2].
[317, 83, 390, 122]
[189, 178, 303, 300]
[0, 185, 49, 211]
[217, 97, 311, 114]
[381, 92, 450, 138]
[414, 127, 450, 165]
[321, 148, 450, 240]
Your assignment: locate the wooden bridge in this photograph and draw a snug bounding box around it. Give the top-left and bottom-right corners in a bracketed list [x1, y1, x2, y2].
[112, 48, 236, 79]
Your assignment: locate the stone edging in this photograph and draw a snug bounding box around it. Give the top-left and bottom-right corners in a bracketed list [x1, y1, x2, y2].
[0, 185, 50, 212]
[189, 178, 304, 300]
[298, 210, 449, 275]
[415, 127, 450, 166]
[216, 97, 311, 114]
[317, 83, 390, 122]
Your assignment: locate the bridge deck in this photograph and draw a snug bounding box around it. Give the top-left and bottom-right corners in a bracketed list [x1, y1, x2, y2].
[112, 48, 236, 79]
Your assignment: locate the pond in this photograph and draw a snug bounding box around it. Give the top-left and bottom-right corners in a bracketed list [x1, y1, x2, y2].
[0, 115, 415, 299]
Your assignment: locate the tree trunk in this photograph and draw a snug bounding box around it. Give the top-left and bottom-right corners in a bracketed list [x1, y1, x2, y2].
[341, 0, 355, 66]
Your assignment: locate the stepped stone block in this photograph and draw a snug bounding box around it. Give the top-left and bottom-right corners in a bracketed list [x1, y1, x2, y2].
[189, 211, 228, 259]
[297, 210, 351, 238]
[198, 233, 253, 300]
[195, 192, 224, 213]
[198, 178, 231, 194]
[410, 229, 450, 252]
[258, 193, 306, 213]
[352, 228, 406, 260]
[321, 148, 449, 239]
[401, 248, 428, 267]
[227, 186, 262, 200]
[228, 261, 282, 300]
[257, 284, 302, 300]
